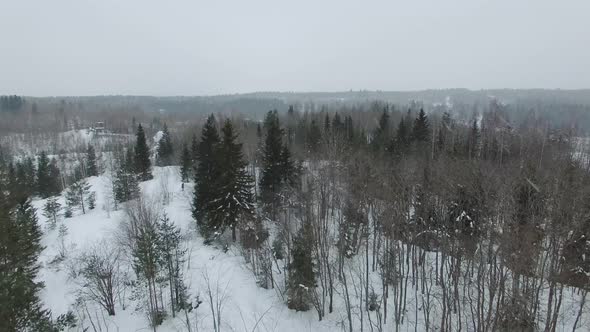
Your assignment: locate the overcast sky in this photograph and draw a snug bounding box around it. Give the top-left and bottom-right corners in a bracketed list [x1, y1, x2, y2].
[1, 0, 589, 96]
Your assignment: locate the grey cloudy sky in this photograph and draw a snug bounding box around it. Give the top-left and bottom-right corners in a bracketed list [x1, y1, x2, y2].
[1, 0, 589, 96]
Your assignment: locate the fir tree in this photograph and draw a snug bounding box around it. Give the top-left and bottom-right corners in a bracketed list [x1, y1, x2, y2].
[412, 109, 430, 143]
[86, 144, 98, 177]
[179, 143, 191, 183]
[134, 124, 152, 181]
[287, 221, 316, 311]
[192, 114, 220, 237]
[156, 124, 174, 166]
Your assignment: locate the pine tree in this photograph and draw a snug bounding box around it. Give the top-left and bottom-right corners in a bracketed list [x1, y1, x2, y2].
[43, 197, 61, 227]
[86, 144, 98, 177]
[134, 124, 152, 181]
[179, 143, 191, 183]
[209, 119, 256, 241]
[192, 114, 220, 237]
[36, 151, 52, 198]
[287, 221, 315, 311]
[412, 109, 430, 143]
[66, 179, 91, 214]
[156, 124, 174, 166]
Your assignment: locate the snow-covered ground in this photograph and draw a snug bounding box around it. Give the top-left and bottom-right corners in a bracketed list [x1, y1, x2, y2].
[32, 165, 590, 331]
[1, 129, 133, 156]
[34, 167, 341, 331]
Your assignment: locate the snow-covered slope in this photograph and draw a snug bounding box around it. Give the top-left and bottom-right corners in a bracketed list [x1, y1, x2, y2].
[35, 167, 340, 331]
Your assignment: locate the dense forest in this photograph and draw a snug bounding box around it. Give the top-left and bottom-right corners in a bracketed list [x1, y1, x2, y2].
[1, 91, 590, 331]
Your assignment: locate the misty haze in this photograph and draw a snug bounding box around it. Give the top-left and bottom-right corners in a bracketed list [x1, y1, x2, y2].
[1, 1, 590, 332]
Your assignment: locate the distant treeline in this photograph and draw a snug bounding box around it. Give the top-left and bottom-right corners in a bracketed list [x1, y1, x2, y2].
[2, 89, 590, 134]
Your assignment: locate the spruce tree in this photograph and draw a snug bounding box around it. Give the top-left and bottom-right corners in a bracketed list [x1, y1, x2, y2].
[306, 119, 322, 154]
[0, 198, 47, 330]
[36, 151, 51, 198]
[344, 115, 355, 143]
[210, 119, 255, 241]
[412, 109, 430, 143]
[192, 114, 220, 237]
[287, 221, 315, 311]
[134, 124, 152, 181]
[156, 124, 174, 166]
[179, 143, 191, 183]
[66, 179, 91, 214]
[280, 144, 298, 187]
[131, 214, 164, 325]
[396, 117, 409, 146]
[6, 162, 17, 196]
[157, 214, 189, 316]
[467, 119, 480, 159]
[190, 133, 199, 165]
[13, 158, 36, 199]
[47, 159, 62, 196]
[113, 149, 139, 204]
[371, 108, 391, 152]
[332, 112, 343, 133]
[86, 144, 98, 177]
[259, 110, 285, 214]
[43, 197, 61, 227]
